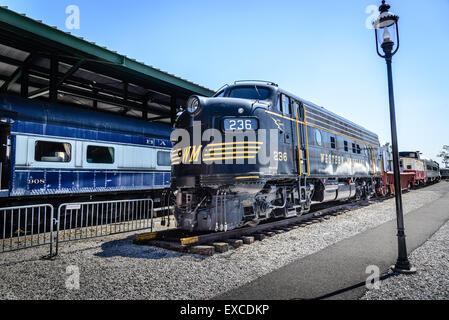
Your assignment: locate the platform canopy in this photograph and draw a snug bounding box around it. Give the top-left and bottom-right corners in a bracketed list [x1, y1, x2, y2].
[0, 6, 214, 124]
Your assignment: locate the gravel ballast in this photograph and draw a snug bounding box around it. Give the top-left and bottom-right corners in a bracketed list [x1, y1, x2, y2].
[361, 218, 449, 300]
[0, 183, 447, 300]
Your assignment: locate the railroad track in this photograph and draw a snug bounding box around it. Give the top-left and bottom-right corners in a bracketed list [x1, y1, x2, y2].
[134, 198, 387, 256]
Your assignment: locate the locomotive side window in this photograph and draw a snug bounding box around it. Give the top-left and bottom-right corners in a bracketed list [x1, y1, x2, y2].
[330, 137, 336, 149]
[157, 151, 171, 166]
[293, 100, 301, 118]
[276, 95, 282, 113]
[215, 90, 225, 97]
[315, 129, 322, 146]
[87, 145, 114, 164]
[281, 95, 291, 115]
[35, 141, 71, 162]
[344, 141, 349, 152]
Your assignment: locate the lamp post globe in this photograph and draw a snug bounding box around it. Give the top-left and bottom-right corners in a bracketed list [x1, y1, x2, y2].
[374, 0, 399, 56]
[373, 1, 416, 274]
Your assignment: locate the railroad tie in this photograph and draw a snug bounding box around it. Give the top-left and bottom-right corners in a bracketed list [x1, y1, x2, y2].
[212, 242, 229, 253]
[189, 245, 215, 256]
[263, 231, 276, 237]
[241, 236, 254, 245]
[225, 239, 243, 248]
[253, 234, 266, 241]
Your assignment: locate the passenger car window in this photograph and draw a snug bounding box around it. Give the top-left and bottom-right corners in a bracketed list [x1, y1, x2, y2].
[157, 151, 171, 166]
[87, 146, 114, 164]
[356, 144, 361, 154]
[344, 141, 349, 152]
[35, 141, 71, 162]
[352, 143, 356, 153]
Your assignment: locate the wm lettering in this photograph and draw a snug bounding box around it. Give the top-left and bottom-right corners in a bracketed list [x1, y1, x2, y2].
[182, 145, 202, 164]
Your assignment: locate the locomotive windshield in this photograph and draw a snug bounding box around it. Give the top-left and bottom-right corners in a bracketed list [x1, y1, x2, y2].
[228, 86, 272, 101]
[399, 152, 418, 158]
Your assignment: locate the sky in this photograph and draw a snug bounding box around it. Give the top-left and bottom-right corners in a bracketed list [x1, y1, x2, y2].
[2, 0, 448, 165]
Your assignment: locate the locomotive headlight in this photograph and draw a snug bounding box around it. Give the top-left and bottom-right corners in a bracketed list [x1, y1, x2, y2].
[186, 96, 200, 114]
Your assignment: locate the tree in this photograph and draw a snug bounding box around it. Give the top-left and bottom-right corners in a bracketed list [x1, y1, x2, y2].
[437, 145, 449, 168]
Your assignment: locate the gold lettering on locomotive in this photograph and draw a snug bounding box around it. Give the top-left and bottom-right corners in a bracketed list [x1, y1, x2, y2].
[181, 145, 202, 164]
[182, 146, 192, 163]
[321, 153, 347, 165]
[190, 145, 202, 163]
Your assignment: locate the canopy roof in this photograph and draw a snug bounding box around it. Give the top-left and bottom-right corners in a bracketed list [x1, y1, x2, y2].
[0, 6, 214, 124]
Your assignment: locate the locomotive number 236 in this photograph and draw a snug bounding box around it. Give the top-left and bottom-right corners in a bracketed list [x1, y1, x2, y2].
[273, 151, 288, 162]
[223, 118, 258, 131]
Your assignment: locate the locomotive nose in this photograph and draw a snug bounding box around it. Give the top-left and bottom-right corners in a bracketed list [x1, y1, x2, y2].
[171, 96, 265, 187]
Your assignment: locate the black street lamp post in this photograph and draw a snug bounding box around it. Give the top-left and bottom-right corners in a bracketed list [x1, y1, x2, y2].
[373, 1, 416, 274]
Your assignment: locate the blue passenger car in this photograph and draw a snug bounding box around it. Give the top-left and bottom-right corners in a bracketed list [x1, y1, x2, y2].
[0, 96, 172, 203]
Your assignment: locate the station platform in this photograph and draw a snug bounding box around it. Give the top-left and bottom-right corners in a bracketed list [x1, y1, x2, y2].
[215, 182, 449, 300]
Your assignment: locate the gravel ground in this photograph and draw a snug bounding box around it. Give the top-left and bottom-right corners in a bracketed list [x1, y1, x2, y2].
[0, 183, 447, 300]
[361, 218, 449, 300]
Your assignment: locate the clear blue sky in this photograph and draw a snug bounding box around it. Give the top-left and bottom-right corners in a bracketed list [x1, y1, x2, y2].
[3, 0, 448, 164]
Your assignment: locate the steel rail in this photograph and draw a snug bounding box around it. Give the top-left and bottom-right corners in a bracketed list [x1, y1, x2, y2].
[136, 199, 377, 247]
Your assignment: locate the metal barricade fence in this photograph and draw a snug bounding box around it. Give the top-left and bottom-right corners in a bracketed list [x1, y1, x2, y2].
[55, 198, 154, 255]
[0, 204, 55, 254]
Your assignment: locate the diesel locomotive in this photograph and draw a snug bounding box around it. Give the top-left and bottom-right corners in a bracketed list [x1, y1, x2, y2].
[171, 81, 382, 232]
[399, 151, 440, 185]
